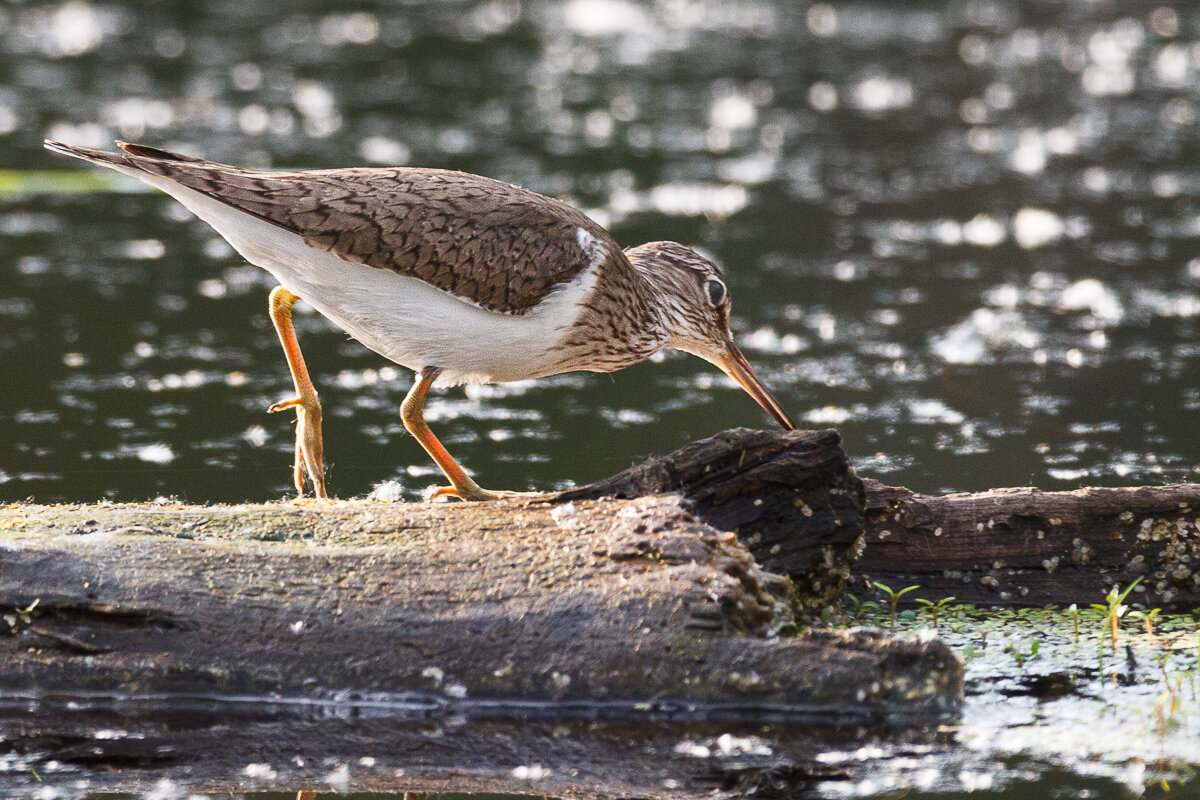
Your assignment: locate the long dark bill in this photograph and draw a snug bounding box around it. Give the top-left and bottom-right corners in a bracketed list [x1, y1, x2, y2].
[718, 343, 796, 430]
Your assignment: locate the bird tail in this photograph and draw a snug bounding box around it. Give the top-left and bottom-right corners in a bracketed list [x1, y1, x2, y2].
[43, 140, 213, 172]
[43, 139, 133, 168]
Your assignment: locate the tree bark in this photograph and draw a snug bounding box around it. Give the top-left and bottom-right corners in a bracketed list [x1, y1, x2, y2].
[855, 479, 1200, 609]
[0, 428, 959, 722]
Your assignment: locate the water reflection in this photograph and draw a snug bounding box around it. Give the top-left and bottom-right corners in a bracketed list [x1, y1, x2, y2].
[2, 677, 1189, 800]
[2, 0, 1198, 502]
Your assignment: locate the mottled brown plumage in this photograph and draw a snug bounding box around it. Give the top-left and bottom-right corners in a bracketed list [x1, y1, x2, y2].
[74, 142, 616, 315]
[45, 139, 794, 502]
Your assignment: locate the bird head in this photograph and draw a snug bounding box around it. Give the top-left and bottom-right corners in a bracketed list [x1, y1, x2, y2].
[624, 241, 795, 430]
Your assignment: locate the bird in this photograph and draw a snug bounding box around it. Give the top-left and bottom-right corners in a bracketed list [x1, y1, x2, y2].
[44, 140, 795, 501]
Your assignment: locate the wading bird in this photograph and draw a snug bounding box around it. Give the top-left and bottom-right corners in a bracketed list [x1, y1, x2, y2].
[45, 140, 794, 500]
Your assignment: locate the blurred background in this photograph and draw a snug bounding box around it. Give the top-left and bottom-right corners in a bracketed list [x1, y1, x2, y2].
[1, 0, 1198, 502]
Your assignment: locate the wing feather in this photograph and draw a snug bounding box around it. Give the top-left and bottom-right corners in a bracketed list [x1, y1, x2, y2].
[46, 141, 612, 313]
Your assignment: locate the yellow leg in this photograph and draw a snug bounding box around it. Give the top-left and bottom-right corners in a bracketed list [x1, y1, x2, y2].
[267, 286, 327, 499]
[401, 367, 539, 502]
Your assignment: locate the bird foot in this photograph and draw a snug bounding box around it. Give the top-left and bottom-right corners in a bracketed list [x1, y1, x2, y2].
[268, 394, 328, 499]
[288, 496, 332, 506]
[428, 484, 545, 503]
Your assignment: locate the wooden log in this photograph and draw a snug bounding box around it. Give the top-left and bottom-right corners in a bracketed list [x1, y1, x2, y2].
[855, 479, 1200, 609]
[0, 429, 960, 721]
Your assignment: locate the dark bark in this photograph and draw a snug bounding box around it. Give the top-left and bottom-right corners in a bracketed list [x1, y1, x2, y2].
[562, 427, 866, 613]
[854, 479, 1200, 609]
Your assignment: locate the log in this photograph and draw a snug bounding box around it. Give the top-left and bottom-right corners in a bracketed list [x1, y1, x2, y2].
[0, 428, 960, 723]
[855, 479, 1200, 609]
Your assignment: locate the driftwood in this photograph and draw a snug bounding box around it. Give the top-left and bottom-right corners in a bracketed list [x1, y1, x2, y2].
[0, 428, 959, 723]
[855, 479, 1200, 609]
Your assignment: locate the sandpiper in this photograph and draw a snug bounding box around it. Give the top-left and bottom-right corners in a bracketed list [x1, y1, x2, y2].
[44, 140, 794, 501]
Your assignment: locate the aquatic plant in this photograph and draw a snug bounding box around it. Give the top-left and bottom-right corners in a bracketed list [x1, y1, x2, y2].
[1157, 668, 1185, 737]
[1145, 607, 1163, 645]
[1090, 577, 1143, 653]
[1003, 637, 1040, 667]
[843, 592, 882, 622]
[914, 595, 956, 630]
[872, 581, 920, 631]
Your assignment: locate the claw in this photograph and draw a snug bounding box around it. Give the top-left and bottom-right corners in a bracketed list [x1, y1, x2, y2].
[268, 397, 302, 414]
[266, 394, 325, 497]
[429, 484, 544, 503]
[402, 366, 543, 504]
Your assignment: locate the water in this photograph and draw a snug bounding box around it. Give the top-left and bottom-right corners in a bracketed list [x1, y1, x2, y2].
[2, 0, 1197, 502]
[2, 608, 1198, 799]
[3, 1, 1200, 797]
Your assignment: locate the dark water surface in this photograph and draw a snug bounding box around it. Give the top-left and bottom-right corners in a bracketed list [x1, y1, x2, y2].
[2, 0, 1198, 502]
[2, 3, 1200, 797]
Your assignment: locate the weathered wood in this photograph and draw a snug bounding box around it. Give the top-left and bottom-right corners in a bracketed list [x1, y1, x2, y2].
[0, 429, 960, 721]
[855, 479, 1200, 609]
[563, 427, 866, 613]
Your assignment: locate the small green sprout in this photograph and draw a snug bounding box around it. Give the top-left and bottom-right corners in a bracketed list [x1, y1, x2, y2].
[1090, 577, 1142, 653]
[1144, 608, 1162, 645]
[844, 592, 882, 622]
[15, 598, 38, 615]
[1002, 638, 1040, 667]
[872, 581, 921, 631]
[1067, 603, 1080, 643]
[914, 596, 956, 630]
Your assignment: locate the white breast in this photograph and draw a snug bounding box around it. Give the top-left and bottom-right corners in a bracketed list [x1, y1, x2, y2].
[115, 169, 603, 386]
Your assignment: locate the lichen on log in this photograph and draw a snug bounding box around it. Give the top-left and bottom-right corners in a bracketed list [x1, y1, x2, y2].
[856, 479, 1200, 608]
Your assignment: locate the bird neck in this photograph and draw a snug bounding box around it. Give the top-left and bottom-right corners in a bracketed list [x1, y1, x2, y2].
[549, 250, 668, 374]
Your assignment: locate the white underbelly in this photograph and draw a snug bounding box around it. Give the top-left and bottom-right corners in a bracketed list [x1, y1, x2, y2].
[121, 171, 598, 385]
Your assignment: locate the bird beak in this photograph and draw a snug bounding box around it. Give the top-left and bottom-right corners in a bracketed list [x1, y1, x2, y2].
[715, 343, 796, 430]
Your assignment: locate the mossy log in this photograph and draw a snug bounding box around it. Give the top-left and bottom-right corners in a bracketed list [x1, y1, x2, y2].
[0, 428, 959, 721]
[855, 480, 1200, 609]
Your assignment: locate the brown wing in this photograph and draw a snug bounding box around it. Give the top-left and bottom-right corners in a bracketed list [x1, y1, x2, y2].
[62, 142, 612, 314]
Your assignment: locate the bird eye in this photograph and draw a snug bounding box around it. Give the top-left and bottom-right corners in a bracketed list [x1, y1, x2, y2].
[705, 278, 727, 306]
